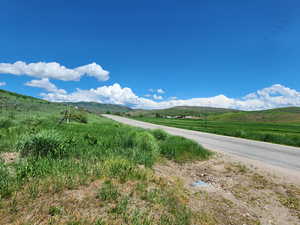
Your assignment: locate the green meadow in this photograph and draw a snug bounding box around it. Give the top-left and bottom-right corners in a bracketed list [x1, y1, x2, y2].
[134, 117, 300, 147]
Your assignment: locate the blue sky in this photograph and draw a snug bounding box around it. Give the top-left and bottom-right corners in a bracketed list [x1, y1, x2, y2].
[0, 0, 300, 110]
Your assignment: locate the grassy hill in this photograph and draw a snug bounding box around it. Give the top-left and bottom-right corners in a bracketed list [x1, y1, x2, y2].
[130, 106, 239, 117]
[0, 89, 67, 115]
[0, 89, 218, 225]
[208, 107, 300, 123]
[67, 101, 132, 114]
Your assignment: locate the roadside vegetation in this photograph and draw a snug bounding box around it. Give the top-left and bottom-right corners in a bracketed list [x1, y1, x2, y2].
[0, 89, 214, 224]
[134, 117, 300, 147]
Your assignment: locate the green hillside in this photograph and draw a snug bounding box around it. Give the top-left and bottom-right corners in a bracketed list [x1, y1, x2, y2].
[130, 106, 238, 117]
[0, 89, 216, 225]
[67, 101, 132, 114]
[0, 89, 67, 117]
[208, 107, 300, 123]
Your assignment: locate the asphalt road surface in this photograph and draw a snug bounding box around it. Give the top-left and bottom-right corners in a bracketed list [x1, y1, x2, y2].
[103, 114, 300, 173]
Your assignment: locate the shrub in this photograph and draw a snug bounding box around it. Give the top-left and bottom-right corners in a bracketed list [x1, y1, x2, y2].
[103, 158, 135, 180]
[16, 130, 68, 158]
[15, 157, 84, 181]
[102, 157, 146, 182]
[70, 111, 88, 123]
[120, 130, 137, 148]
[132, 132, 160, 166]
[232, 129, 247, 138]
[0, 119, 13, 129]
[133, 132, 159, 155]
[159, 136, 212, 163]
[0, 161, 14, 198]
[151, 129, 169, 141]
[84, 133, 98, 145]
[119, 131, 160, 167]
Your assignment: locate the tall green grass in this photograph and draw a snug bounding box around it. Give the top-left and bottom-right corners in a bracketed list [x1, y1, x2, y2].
[160, 136, 212, 163]
[0, 113, 211, 199]
[16, 130, 70, 158]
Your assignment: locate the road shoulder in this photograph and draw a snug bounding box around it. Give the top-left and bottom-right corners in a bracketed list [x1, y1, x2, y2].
[155, 154, 300, 225]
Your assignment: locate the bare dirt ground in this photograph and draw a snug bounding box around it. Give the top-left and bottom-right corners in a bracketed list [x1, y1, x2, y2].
[0, 152, 19, 164]
[154, 153, 300, 225]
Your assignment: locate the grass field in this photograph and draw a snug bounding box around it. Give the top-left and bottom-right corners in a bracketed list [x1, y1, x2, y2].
[134, 117, 300, 147]
[0, 89, 216, 225]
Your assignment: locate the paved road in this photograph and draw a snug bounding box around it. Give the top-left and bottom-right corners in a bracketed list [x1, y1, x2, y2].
[103, 114, 300, 172]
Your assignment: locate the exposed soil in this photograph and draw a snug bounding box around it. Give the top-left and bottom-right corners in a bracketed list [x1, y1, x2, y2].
[154, 153, 300, 225]
[0, 152, 19, 164]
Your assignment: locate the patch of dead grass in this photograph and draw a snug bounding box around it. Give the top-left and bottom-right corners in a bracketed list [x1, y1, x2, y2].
[0, 152, 19, 164]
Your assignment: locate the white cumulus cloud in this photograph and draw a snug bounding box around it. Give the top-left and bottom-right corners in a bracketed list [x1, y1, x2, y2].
[41, 83, 145, 107]
[153, 94, 163, 100]
[157, 89, 165, 94]
[0, 61, 109, 81]
[0, 82, 6, 87]
[40, 83, 300, 111]
[25, 78, 66, 94]
[148, 88, 165, 94]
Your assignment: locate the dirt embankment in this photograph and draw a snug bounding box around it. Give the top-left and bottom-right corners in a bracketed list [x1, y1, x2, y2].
[155, 154, 300, 225]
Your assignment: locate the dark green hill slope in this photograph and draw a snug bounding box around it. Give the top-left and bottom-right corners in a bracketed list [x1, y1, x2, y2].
[0, 89, 67, 116]
[67, 102, 132, 114]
